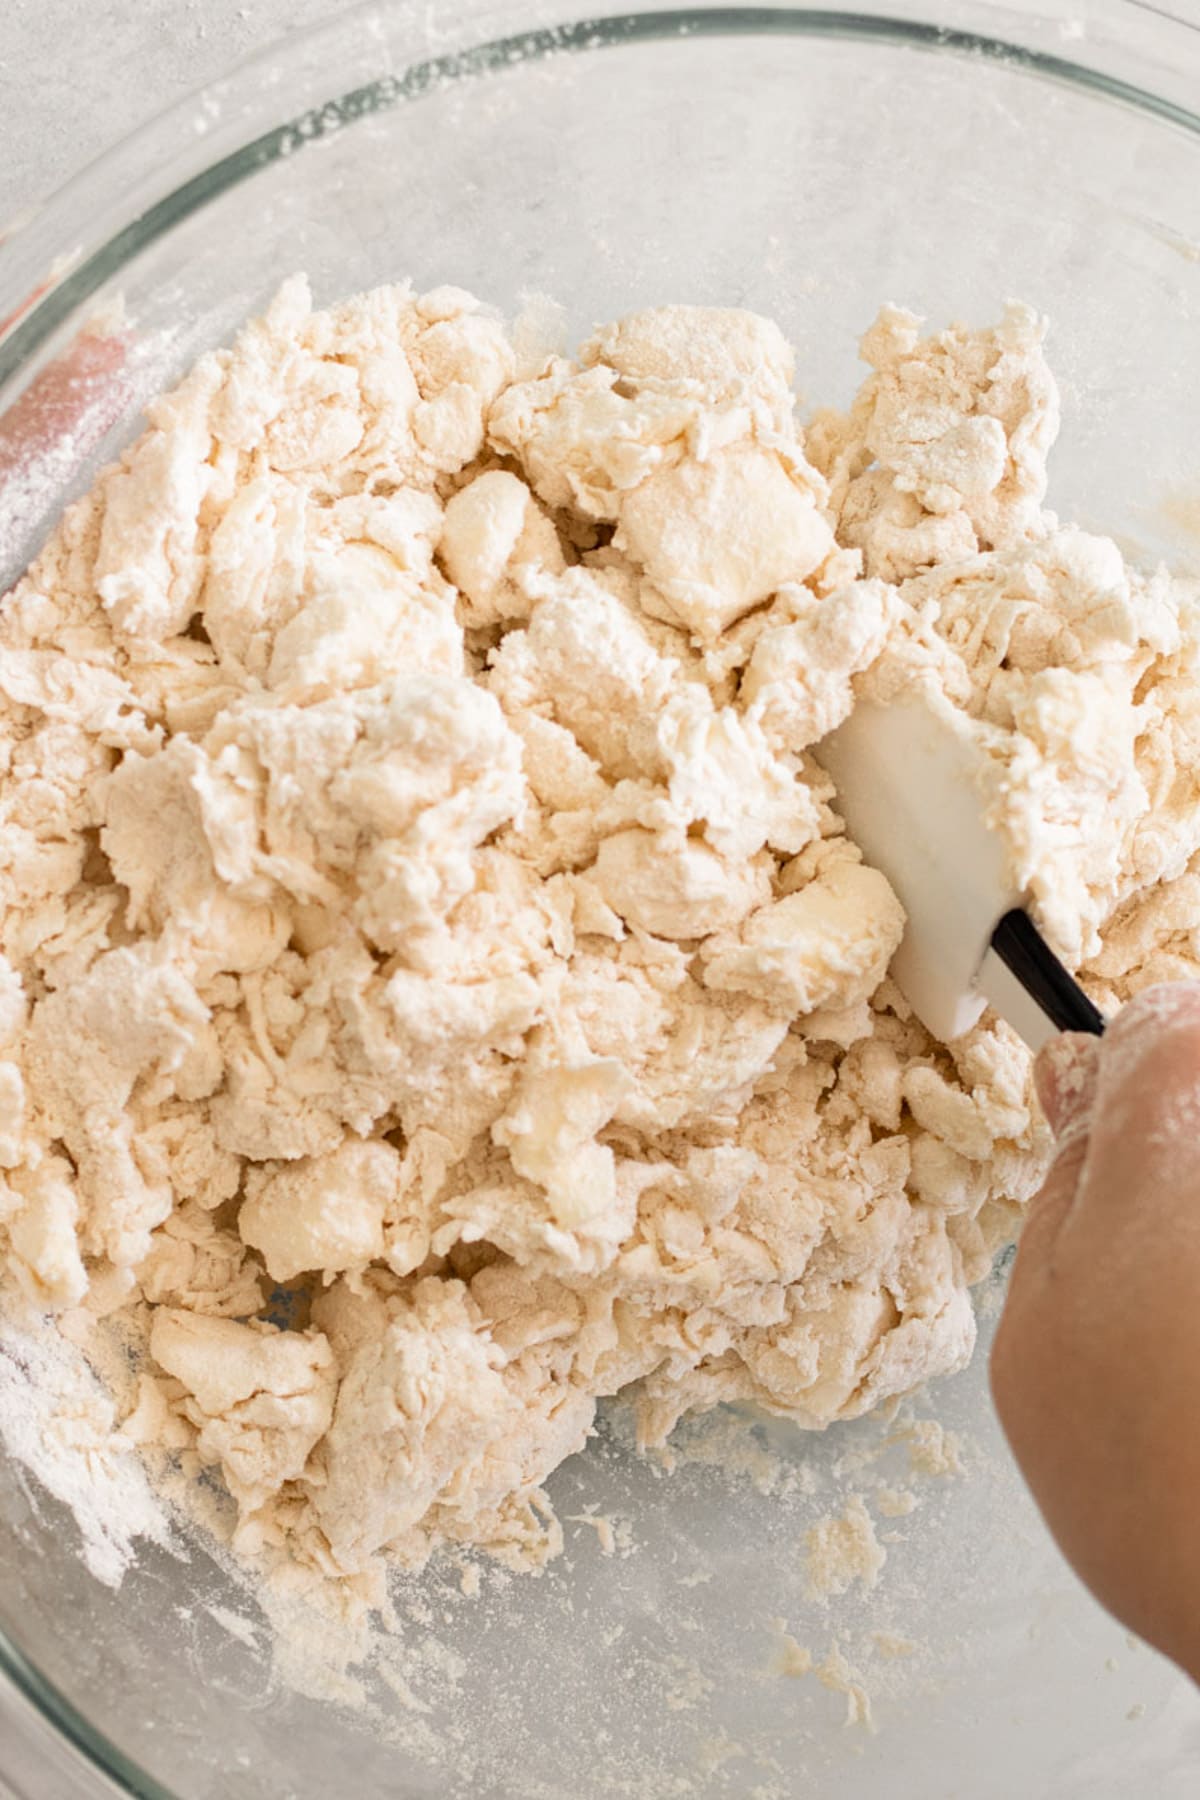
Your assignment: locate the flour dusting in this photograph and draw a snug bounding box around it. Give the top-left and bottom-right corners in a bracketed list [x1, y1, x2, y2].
[0, 1301, 170, 1586]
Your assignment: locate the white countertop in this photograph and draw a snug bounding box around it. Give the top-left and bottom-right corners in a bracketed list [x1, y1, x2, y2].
[0, 0, 351, 236]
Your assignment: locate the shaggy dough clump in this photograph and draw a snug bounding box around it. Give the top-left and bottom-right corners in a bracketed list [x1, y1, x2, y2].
[2, 280, 1197, 1589]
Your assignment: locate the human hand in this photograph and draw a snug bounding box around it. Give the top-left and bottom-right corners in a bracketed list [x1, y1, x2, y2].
[991, 984, 1200, 1684]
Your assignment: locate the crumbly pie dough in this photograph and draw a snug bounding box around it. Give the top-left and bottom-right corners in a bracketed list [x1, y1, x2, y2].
[2, 279, 1196, 1590]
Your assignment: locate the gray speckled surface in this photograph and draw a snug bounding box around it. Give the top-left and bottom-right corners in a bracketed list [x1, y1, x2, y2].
[0, 0, 348, 235]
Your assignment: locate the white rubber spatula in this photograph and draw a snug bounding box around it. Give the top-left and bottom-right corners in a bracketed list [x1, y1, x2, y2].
[818, 689, 1106, 1052]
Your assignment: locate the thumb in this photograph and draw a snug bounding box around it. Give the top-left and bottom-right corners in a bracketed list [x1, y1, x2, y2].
[1066, 983, 1200, 1227]
[1034, 1032, 1102, 1141]
[993, 1037, 1099, 1409]
[1012, 1034, 1102, 1272]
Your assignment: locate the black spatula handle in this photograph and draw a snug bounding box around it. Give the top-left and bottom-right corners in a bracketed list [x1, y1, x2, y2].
[990, 910, 1106, 1038]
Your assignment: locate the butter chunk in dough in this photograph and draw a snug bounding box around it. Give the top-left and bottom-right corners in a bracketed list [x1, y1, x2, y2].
[591, 829, 770, 939]
[438, 470, 566, 627]
[702, 859, 906, 1016]
[615, 444, 835, 640]
[493, 1056, 632, 1233]
[239, 1139, 401, 1283]
[265, 544, 464, 699]
[488, 361, 700, 519]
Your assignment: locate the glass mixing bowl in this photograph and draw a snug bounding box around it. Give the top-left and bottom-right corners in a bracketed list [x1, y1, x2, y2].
[3, 2, 1200, 1794]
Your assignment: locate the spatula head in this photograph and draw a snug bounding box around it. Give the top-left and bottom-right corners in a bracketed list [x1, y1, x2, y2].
[818, 687, 1020, 1044]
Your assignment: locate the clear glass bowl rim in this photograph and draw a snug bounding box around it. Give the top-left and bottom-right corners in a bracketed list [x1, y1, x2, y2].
[2, 3, 1200, 1794]
[3, 0, 1200, 394]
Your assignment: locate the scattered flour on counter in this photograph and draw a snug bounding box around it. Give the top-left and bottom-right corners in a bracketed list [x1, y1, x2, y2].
[656, 1404, 816, 1500]
[0, 277, 1197, 1613]
[205, 1602, 261, 1648]
[663, 1654, 716, 1711]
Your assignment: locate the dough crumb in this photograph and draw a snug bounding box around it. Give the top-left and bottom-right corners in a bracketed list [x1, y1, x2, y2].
[870, 1629, 920, 1659]
[895, 1419, 966, 1479]
[773, 1620, 877, 1728]
[566, 1510, 617, 1554]
[817, 1643, 875, 1731]
[766, 1616, 815, 1679]
[804, 1494, 886, 1599]
[875, 1485, 918, 1518]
